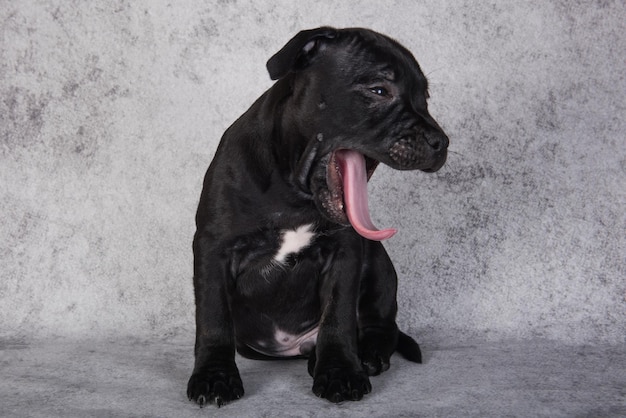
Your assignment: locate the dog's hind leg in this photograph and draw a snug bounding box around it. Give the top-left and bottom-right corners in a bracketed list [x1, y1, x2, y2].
[357, 240, 420, 375]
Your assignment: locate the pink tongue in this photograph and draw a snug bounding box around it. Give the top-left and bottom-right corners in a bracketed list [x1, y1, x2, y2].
[335, 150, 397, 241]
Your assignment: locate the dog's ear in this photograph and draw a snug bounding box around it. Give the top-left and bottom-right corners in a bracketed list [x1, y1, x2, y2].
[266, 27, 337, 80]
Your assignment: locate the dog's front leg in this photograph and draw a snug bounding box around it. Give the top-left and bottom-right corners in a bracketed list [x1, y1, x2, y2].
[308, 242, 372, 403]
[187, 235, 243, 407]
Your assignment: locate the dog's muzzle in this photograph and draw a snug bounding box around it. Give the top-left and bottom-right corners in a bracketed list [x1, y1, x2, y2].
[389, 130, 448, 172]
[309, 127, 448, 241]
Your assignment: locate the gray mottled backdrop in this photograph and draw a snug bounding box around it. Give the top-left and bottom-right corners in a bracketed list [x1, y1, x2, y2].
[1, 0, 624, 345]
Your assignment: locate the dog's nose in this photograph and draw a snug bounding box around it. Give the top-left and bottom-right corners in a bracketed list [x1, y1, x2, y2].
[416, 111, 449, 152]
[425, 131, 449, 152]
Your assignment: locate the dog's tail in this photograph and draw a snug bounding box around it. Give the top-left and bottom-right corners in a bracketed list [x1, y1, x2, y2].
[396, 331, 422, 363]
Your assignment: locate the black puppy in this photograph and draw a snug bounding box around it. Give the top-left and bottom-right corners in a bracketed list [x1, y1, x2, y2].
[187, 27, 448, 406]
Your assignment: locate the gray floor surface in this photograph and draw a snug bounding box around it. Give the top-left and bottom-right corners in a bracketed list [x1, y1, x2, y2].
[1, 336, 624, 417]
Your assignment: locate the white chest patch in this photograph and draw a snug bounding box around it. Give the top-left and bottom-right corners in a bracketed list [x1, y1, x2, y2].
[274, 224, 315, 264]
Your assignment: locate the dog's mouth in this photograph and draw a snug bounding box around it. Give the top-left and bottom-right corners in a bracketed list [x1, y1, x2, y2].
[314, 149, 397, 241]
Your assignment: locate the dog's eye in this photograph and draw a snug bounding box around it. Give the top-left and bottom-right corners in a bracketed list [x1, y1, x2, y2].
[369, 86, 388, 96]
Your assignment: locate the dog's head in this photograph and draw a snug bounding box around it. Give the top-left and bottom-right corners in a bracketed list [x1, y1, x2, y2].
[267, 27, 449, 240]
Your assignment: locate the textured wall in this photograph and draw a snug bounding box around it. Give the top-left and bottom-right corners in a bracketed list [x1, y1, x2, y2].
[1, 0, 624, 344]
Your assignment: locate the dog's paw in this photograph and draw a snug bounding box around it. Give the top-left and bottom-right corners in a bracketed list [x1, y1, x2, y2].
[359, 329, 396, 376]
[360, 349, 391, 376]
[312, 368, 372, 403]
[187, 367, 244, 408]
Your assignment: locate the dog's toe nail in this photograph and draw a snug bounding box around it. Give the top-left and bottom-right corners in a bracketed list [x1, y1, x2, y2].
[233, 388, 244, 400]
[330, 393, 344, 403]
[312, 385, 324, 398]
[351, 389, 362, 400]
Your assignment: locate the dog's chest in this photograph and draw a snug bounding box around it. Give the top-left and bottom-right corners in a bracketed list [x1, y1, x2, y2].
[273, 224, 316, 264]
[232, 223, 323, 355]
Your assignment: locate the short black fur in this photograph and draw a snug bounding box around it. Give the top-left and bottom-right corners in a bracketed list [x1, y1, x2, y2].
[187, 27, 448, 407]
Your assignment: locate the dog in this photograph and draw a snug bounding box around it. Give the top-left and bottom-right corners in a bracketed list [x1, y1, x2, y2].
[186, 26, 448, 407]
